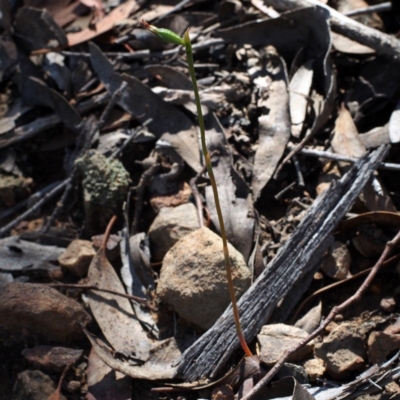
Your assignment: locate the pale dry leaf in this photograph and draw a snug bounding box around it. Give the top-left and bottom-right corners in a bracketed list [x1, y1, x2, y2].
[252, 49, 290, 200]
[86, 347, 131, 400]
[389, 98, 400, 143]
[289, 59, 314, 138]
[83, 326, 180, 380]
[87, 240, 153, 361]
[67, 1, 140, 47]
[204, 112, 254, 261]
[332, 105, 396, 212]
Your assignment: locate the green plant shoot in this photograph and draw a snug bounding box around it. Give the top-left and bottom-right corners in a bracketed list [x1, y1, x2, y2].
[141, 20, 253, 357]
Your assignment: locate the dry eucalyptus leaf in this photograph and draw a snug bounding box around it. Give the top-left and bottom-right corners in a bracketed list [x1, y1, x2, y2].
[332, 105, 396, 212]
[120, 229, 158, 338]
[331, 32, 374, 54]
[252, 48, 290, 200]
[204, 112, 254, 261]
[67, 1, 140, 47]
[389, 98, 400, 143]
[14, 6, 67, 51]
[89, 42, 201, 172]
[332, 105, 365, 161]
[0, 236, 64, 271]
[83, 326, 180, 380]
[21, 76, 81, 131]
[145, 65, 193, 90]
[86, 347, 132, 400]
[87, 242, 153, 361]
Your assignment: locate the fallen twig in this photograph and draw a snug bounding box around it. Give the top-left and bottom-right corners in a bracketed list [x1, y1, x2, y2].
[0, 179, 70, 238]
[61, 38, 225, 60]
[291, 253, 400, 323]
[48, 283, 157, 311]
[0, 92, 111, 149]
[344, 2, 391, 17]
[294, 146, 400, 172]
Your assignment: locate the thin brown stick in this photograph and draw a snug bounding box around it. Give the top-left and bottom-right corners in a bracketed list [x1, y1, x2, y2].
[48, 283, 157, 311]
[291, 254, 400, 323]
[242, 229, 400, 400]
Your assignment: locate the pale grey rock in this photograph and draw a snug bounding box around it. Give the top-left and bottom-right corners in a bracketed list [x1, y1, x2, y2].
[149, 202, 199, 261]
[257, 324, 314, 366]
[314, 322, 366, 379]
[157, 226, 250, 330]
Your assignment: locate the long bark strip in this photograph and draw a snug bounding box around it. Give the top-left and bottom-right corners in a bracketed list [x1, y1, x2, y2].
[177, 146, 389, 381]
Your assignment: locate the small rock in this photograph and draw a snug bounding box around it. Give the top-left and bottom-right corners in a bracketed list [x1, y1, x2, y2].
[0, 282, 91, 342]
[66, 380, 81, 394]
[257, 324, 314, 366]
[295, 302, 322, 334]
[12, 370, 67, 400]
[368, 331, 400, 364]
[211, 384, 234, 400]
[303, 358, 326, 382]
[321, 241, 351, 280]
[58, 240, 95, 278]
[314, 322, 366, 379]
[157, 227, 250, 330]
[380, 297, 396, 313]
[385, 381, 400, 396]
[149, 202, 199, 261]
[276, 363, 309, 384]
[0, 173, 31, 208]
[22, 346, 83, 373]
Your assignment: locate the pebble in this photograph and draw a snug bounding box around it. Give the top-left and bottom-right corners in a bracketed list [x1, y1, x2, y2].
[321, 241, 351, 280]
[257, 324, 314, 366]
[0, 282, 91, 342]
[368, 331, 400, 364]
[303, 358, 326, 382]
[314, 322, 366, 379]
[58, 239, 95, 277]
[157, 226, 250, 330]
[380, 297, 396, 313]
[12, 370, 67, 400]
[149, 202, 199, 261]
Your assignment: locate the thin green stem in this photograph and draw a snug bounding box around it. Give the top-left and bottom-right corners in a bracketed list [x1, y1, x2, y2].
[184, 31, 252, 357]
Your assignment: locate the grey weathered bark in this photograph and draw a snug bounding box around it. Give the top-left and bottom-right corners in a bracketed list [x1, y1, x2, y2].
[264, 0, 400, 60]
[177, 146, 389, 381]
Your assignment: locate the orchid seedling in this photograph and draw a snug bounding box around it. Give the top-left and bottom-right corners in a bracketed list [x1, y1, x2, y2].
[141, 20, 253, 357]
